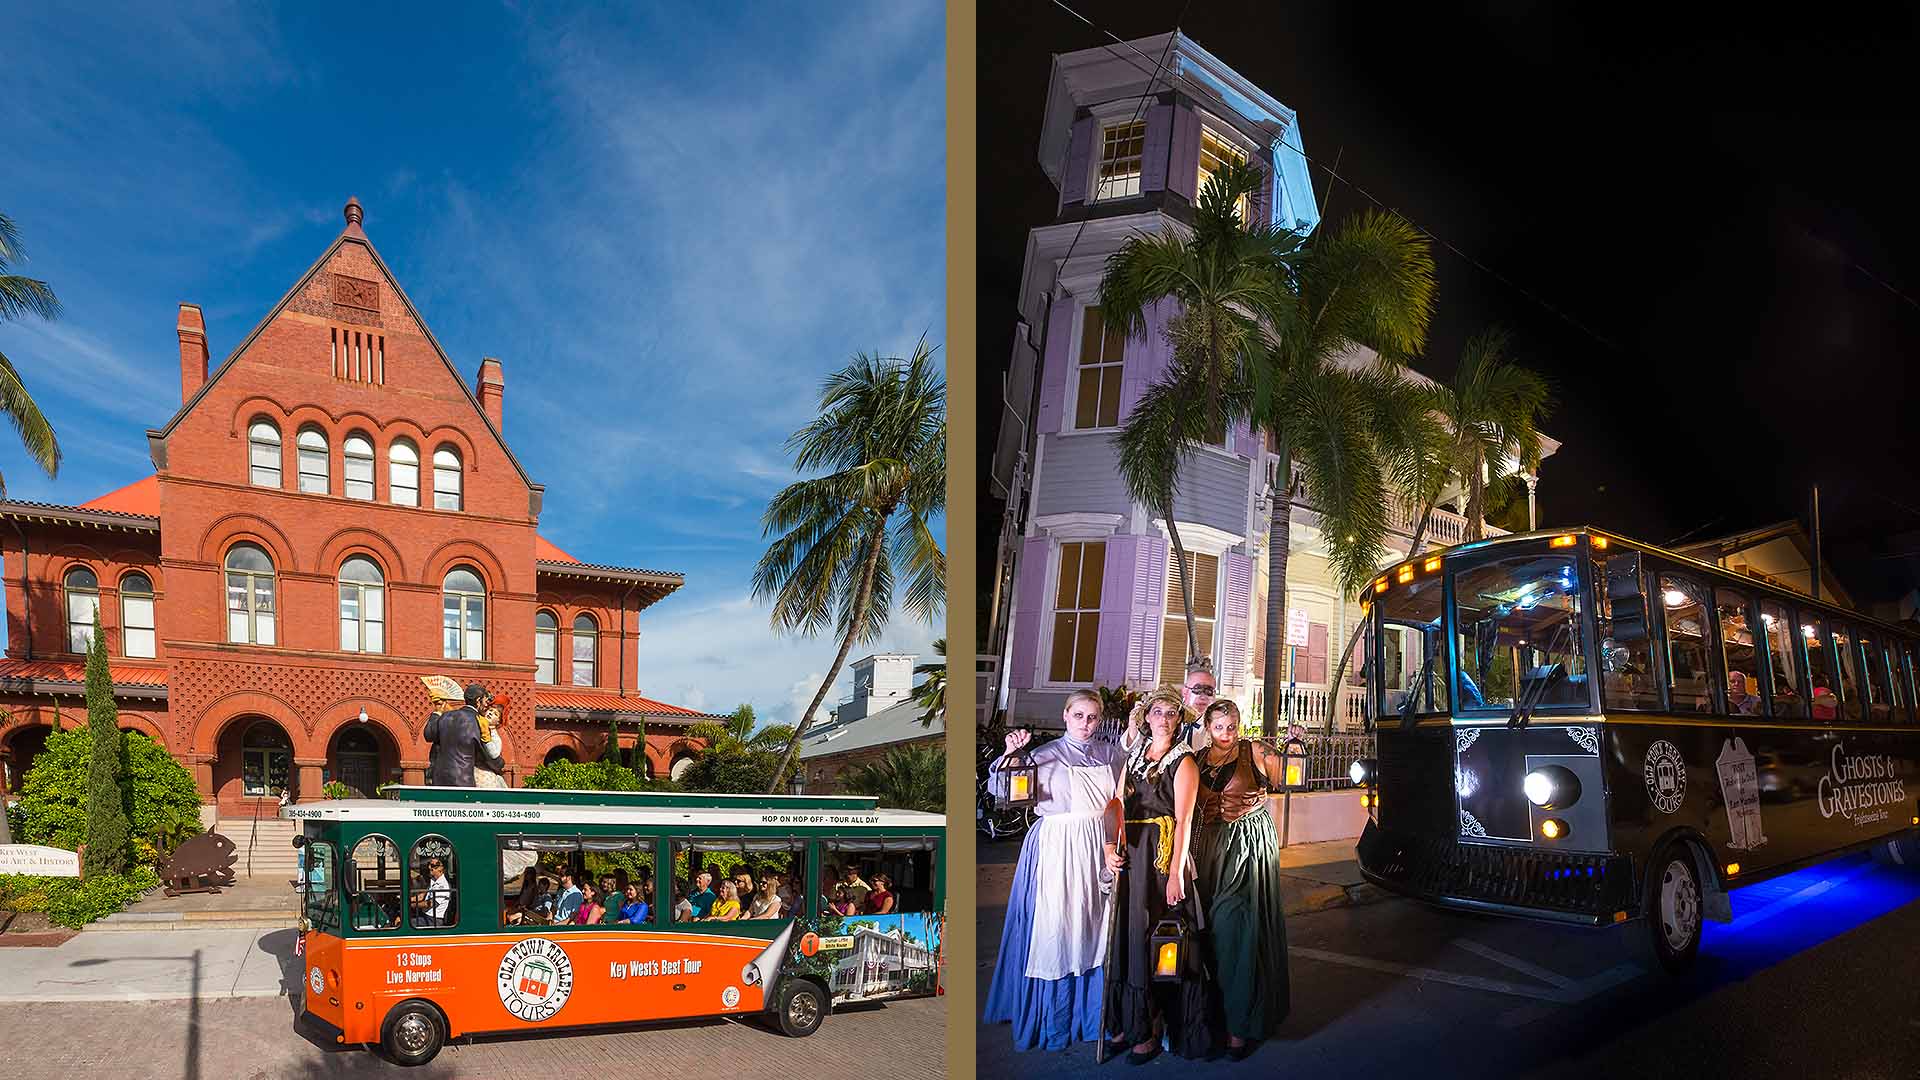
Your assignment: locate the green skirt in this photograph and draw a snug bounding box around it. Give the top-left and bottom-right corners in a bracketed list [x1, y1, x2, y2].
[1196, 805, 1290, 1040]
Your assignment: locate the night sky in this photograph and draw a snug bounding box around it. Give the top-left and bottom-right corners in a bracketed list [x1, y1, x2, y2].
[978, 2, 1920, 610]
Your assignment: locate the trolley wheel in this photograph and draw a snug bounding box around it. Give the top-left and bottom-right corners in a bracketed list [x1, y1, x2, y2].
[380, 1000, 447, 1067]
[1642, 843, 1703, 974]
[774, 979, 826, 1038]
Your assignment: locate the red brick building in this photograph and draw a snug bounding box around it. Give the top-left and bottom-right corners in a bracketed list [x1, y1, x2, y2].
[0, 198, 713, 823]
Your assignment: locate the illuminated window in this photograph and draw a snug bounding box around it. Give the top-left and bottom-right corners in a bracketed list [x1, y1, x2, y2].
[1760, 600, 1803, 717]
[1716, 588, 1762, 717]
[1048, 541, 1105, 683]
[1094, 120, 1145, 201]
[1803, 614, 1839, 722]
[120, 573, 155, 658]
[1074, 308, 1124, 429]
[1832, 621, 1864, 722]
[1160, 550, 1218, 689]
[1197, 128, 1251, 222]
[1657, 574, 1711, 713]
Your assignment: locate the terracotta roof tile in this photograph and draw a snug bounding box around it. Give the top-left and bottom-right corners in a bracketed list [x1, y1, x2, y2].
[533, 688, 714, 718]
[0, 658, 168, 689]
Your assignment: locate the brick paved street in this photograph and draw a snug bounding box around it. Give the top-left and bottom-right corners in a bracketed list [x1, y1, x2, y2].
[0, 993, 944, 1079]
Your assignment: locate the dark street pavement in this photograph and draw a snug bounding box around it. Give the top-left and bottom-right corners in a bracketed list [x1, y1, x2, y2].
[978, 838, 1920, 1079]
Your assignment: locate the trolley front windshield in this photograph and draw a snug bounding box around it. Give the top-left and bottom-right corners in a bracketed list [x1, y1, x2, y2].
[1450, 546, 1589, 713]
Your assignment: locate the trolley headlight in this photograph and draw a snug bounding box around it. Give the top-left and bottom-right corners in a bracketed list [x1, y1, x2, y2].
[1540, 818, 1569, 840]
[1523, 765, 1581, 810]
[1349, 758, 1378, 786]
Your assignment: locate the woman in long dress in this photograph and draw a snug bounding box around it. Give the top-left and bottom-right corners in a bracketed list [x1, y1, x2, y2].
[1192, 698, 1291, 1060]
[1102, 686, 1213, 1063]
[982, 690, 1125, 1052]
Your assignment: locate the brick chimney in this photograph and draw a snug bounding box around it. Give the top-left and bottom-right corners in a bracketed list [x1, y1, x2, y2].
[177, 303, 209, 403]
[477, 357, 504, 431]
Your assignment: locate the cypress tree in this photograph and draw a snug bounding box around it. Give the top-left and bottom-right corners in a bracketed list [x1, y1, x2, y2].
[82, 609, 129, 876]
[602, 714, 620, 764]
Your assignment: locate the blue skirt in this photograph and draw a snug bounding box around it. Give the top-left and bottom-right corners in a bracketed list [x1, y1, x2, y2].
[982, 827, 1104, 1051]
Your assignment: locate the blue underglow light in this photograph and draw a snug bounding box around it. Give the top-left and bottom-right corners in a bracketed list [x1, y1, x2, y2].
[1700, 854, 1920, 979]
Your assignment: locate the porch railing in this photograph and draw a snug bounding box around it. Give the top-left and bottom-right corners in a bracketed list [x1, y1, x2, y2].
[1271, 683, 1368, 732]
[1271, 456, 1507, 549]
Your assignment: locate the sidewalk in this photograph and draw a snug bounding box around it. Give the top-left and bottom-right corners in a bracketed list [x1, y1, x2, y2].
[86, 878, 300, 932]
[0, 926, 298, 1002]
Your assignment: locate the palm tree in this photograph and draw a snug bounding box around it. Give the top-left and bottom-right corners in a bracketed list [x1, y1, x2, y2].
[842, 744, 945, 813]
[687, 704, 794, 759]
[914, 638, 946, 728]
[1103, 161, 1297, 671]
[0, 213, 63, 497]
[1433, 328, 1552, 541]
[756, 339, 945, 792]
[1320, 333, 1553, 699]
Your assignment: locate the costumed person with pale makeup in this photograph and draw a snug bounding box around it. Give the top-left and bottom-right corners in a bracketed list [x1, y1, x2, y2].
[1102, 686, 1212, 1063]
[981, 689, 1126, 1052]
[1193, 698, 1291, 1060]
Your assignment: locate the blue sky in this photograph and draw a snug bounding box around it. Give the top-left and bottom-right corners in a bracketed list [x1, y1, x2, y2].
[0, 3, 946, 727]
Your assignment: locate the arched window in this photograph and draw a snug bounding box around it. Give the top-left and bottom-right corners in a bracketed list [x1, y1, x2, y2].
[343, 433, 375, 500]
[571, 613, 598, 687]
[247, 420, 282, 487]
[63, 567, 99, 653]
[120, 573, 155, 658]
[225, 543, 276, 645]
[432, 446, 463, 511]
[389, 438, 419, 507]
[535, 610, 558, 684]
[442, 567, 485, 660]
[339, 556, 385, 653]
[411, 835, 457, 929]
[296, 426, 329, 494]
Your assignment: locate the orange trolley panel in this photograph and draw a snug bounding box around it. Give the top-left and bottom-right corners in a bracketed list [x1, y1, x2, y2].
[325, 930, 777, 1044]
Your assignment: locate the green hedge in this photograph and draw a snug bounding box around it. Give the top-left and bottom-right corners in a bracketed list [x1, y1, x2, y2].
[521, 758, 681, 793]
[16, 729, 201, 859]
[0, 866, 160, 928]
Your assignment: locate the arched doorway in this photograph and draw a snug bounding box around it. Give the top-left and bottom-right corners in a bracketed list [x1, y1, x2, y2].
[3, 723, 53, 793]
[330, 726, 381, 796]
[240, 721, 293, 799]
[543, 745, 577, 766]
[669, 753, 696, 782]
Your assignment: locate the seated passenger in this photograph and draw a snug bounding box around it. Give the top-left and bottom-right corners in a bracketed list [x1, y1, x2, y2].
[828, 884, 856, 917]
[733, 870, 755, 909]
[746, 878, 782, 920]
[671, 880, 693, 923]
[687, 872, 716, 919]
[616, 883, 649, 924]
[1812, 675, 1839, 721]
[1726, 671, 1761, 716]
[553, 871, 584, 922]
[865, 873, 896, 915]
[772, 872, 796, 911]
[704, 881, 742, 922]
[572, 883, 605, 926]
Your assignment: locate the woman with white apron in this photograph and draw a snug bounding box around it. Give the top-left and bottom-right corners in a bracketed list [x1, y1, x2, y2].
[981, 689, 1125, 1052]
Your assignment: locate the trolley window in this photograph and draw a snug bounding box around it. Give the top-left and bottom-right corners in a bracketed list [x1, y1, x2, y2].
[496, 835, 659, 928]
[1860, 632, 1895, 724]
[346, 833, 403, 931]
[824, 837, 939, 917]
[1716, 587, 1764, 717]
[1832, 622, 1865, 723]
[1377, 572, 1445, 718]
[1803, 614, 1841, 722]
[300, 839, 340, 935]
[1451, 551, 1587, 713]
[671, 838, 806, 924]
[1594, 550, 1659, 710]
[1657, 573, 1714, 713]
[409, 835, 457, 930]
[1760, 600, 1805, 718]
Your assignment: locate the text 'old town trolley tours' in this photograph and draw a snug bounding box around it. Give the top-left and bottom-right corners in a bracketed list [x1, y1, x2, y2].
[287, 786, 946, 1065]
[1350, 526, 1920, 971]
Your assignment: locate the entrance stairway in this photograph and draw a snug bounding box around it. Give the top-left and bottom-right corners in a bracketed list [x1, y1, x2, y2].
[214, 815, 301, 882]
